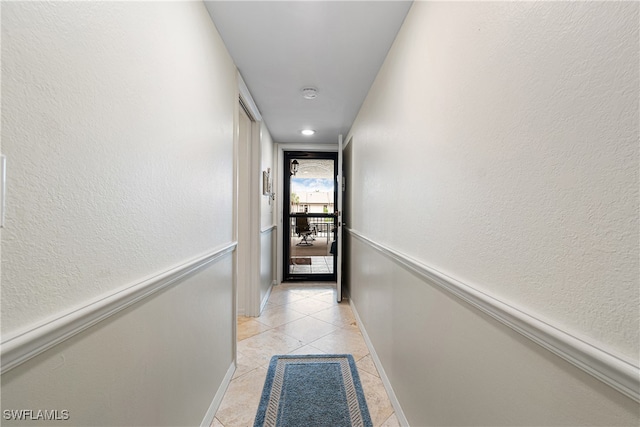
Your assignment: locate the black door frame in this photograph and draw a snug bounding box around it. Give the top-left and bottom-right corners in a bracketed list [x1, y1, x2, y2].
[283, 151, 338, 282]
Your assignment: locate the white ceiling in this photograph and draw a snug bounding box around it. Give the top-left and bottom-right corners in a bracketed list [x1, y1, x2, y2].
[204, 1, 413, 144]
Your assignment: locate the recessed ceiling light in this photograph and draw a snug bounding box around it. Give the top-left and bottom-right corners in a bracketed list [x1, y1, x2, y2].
[301, 129, 315, 136]
[301, 87, 318, 100]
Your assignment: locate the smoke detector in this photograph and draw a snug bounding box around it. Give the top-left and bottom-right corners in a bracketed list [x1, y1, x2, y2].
[301, 87, 318, 100]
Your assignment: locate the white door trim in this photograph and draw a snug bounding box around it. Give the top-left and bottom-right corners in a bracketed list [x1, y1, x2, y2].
[237, 72, 262, 317]
[238, 73, 261, 121]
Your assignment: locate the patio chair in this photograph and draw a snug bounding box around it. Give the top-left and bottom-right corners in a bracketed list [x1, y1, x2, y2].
[295, 216, 314, 246]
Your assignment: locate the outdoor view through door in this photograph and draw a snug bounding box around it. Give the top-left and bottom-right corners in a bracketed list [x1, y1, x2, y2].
[284, 152, 338, 281]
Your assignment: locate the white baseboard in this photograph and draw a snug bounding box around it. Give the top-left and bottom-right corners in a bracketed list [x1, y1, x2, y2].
[347, 228, 639, 403]
[259, 281, 276, 314]
[200, 361, 236, 427]
[1, 242, 237, 374]
[350, 300, 410, 427]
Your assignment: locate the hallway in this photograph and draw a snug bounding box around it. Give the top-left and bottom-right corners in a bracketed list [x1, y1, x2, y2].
[213, 283, 399, 427]
[2, 2, 638, 425]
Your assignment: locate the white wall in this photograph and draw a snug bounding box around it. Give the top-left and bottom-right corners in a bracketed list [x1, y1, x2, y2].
[346, 1, 638, 425]
[2, 258, 233, 426]
[259, 122, 276, 308]
[260, 121, 275, 231]
[1, 2, 237, 425]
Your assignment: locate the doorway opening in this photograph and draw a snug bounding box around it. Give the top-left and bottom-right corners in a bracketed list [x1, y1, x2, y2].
[283, 151, 338, 282]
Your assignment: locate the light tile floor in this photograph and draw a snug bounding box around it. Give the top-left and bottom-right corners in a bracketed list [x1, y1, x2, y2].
[289, 256, 334, 274]
[213, 282, 400, 427]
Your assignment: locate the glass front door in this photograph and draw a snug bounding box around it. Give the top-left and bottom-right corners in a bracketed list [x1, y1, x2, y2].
[284, 151, 338, 281]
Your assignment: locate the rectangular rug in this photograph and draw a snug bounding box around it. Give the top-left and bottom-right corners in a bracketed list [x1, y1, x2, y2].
[289, 257, 312, 265]
[254, 354, 373, 427]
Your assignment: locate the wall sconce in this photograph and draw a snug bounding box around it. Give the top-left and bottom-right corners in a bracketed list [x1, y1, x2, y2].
[290, 159, 299, 176]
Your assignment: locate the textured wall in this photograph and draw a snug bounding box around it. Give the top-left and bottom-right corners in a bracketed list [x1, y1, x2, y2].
[349, 1, 638, 360]
[1, 1, 235, 333]
[346, 1, 638, 425]
[1, 1, 237, 424]
[348, 236, 639, 426]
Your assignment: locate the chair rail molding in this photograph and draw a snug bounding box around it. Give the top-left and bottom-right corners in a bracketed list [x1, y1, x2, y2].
[260, 224, 277, 234]
[346, 228, 639, 403]
[1, 241, 237, 374]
